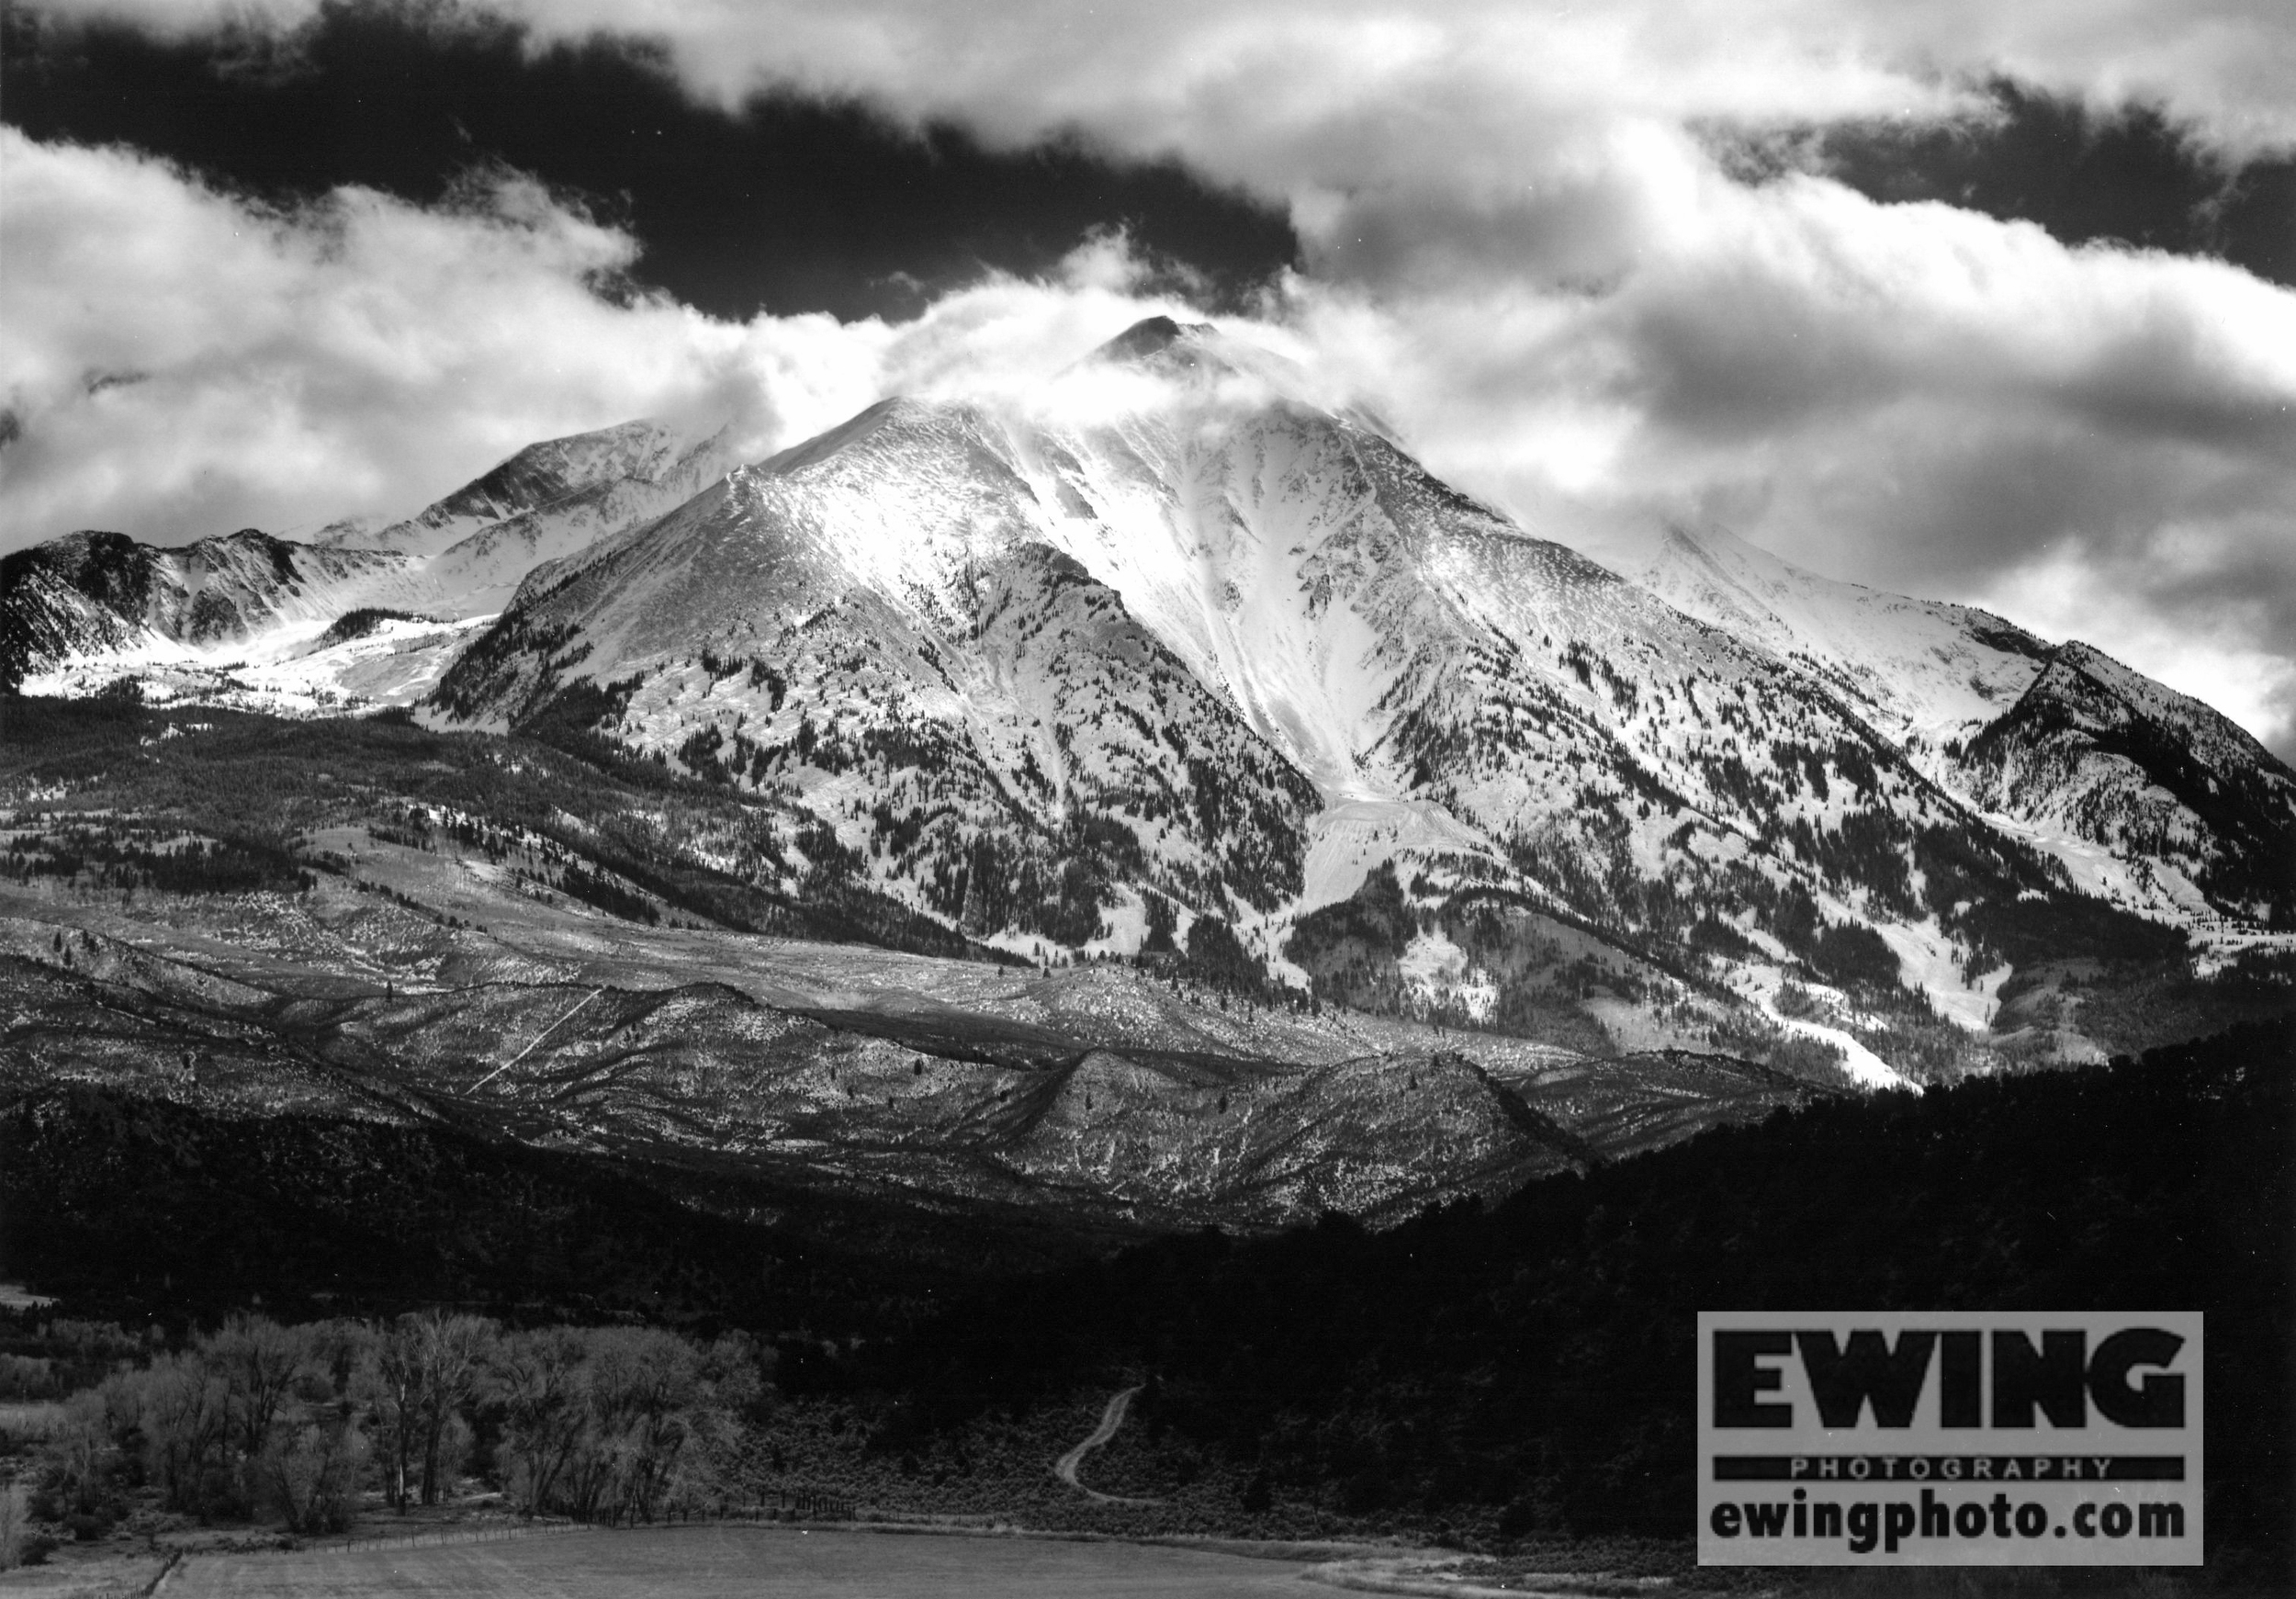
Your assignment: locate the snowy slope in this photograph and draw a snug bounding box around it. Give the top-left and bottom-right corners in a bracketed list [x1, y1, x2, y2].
[401, 422, 741, 618]
[1015, 326, 2016, 952]
[1640, 523, 2295, 928]
[1638, 522, 2054, 773]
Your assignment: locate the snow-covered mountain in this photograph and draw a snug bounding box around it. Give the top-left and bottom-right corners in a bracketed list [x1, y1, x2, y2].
[317, 418, 730, 560]
[0, 526, 433, 699]
[434, 386, 1332, 959]
[416, 318, 2288, 1079]
[7, 318, 2290, 1080]
[1, 416, 736, 711]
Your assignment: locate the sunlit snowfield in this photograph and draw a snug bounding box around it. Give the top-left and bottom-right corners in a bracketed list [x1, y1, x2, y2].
[168, 1525, 1315, 1597]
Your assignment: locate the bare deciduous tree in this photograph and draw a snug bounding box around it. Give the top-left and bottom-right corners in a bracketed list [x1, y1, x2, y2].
[206, 1313, 305, 1460]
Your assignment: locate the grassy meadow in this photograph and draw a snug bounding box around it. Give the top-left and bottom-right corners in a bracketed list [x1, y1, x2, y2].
[163, 1524, 1313, 1598]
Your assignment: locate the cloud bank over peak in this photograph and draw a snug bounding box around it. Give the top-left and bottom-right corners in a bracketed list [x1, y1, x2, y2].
[0, 132, 1229, 546]
[6, 0, 2295, 758]
[0, 133, 796, 540]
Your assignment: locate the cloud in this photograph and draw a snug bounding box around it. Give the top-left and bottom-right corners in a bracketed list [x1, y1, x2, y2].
[1270, 141, 2296, 752]
[0, 131, 1215, 546]
[0, 131, 875, 541]
[9, 2, 2296, 758]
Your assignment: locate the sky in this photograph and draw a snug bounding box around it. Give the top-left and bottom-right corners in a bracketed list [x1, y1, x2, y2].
[3, 0, 2293, 757]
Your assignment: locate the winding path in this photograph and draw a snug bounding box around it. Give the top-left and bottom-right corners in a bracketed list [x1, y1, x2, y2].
[1053, 1385, 1163, 1505]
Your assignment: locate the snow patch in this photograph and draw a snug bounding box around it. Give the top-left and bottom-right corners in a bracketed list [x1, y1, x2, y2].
[1873, 918, 2011, 1031]
[1396, 929, 1496, 1022]
[1777, 1014, 1909, 1090]
[1300, 798, 1506, 914]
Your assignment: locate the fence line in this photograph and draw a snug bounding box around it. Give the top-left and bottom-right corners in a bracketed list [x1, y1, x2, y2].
[330, 1523, 585, 1555]
[321, 1493, 860, 1556]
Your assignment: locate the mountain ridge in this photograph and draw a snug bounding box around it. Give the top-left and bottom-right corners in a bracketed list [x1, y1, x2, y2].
[1641, 521, 2296, 928]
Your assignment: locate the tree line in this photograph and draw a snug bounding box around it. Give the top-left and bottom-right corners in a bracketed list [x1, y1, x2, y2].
[29, 1312, 767, 1537]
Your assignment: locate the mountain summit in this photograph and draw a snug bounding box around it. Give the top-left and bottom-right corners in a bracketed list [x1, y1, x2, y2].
[1089, 314, 1219, 367]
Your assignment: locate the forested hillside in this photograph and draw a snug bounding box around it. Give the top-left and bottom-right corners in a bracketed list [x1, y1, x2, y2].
[842, 1022, 2292, 1577]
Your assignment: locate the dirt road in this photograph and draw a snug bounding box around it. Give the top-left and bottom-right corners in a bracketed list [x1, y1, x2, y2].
[1053, 1385, 1162, 1505]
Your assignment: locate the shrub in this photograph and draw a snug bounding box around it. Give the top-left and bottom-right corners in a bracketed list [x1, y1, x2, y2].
[262, 1421, 371, 1534]
[64, 1510, 109, 1542]
[0, 1481, 24, 1570]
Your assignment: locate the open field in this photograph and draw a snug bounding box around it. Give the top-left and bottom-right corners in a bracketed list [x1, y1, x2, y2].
[166, 1524, 1321, 1597]
[0, 1554, 171, 1599]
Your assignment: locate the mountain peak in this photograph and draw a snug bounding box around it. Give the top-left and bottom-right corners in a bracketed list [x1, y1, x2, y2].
[2030, 639, 2289, 771]
[2046, 638, 2139, 691]
[2032, 639, 2179, 719]
[1089, 315, 1220, 369]
[312, 414, 728, 561]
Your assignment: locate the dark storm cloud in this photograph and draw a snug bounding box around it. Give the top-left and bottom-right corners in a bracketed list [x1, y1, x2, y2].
[1795, 80, 2296, 289]
[0, 0, 1298, 321]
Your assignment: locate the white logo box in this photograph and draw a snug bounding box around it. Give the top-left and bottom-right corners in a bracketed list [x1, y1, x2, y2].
[1697, 1311, 2201, 1566]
